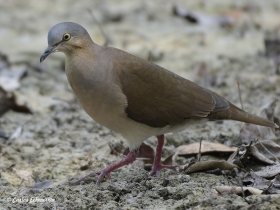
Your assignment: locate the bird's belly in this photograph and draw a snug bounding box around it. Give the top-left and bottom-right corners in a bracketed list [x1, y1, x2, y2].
[76, 93, 160, 149]
[68, 78, 159, 148]
[73, 86, 209, 149]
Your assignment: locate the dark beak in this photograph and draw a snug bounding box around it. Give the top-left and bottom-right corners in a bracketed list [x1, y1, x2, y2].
[40, 46, 57, 63]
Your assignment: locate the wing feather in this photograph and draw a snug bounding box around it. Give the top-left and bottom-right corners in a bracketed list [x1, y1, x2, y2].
[114, 51, 229, 128]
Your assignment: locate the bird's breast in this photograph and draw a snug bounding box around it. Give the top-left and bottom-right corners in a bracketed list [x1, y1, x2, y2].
[65, 62, 129, 132]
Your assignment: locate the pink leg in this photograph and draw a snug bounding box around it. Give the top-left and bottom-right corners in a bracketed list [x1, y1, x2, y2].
[150, 134, 176, 176]
[71, 151, 137, 185]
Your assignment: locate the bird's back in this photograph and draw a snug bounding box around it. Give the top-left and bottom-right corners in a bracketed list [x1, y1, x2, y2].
[110, 47, 276, 128]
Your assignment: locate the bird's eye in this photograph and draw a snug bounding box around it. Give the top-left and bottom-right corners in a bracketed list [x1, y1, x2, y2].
[63, 33, 71, 41]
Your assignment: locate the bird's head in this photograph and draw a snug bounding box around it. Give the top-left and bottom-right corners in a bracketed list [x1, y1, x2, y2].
[40, 22, 92, 62]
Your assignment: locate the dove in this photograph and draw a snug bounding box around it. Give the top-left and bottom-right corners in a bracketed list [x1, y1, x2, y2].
[40, 22, 277, 184]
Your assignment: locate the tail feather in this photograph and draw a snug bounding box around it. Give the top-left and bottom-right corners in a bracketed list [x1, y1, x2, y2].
[208, 103, 278, 128]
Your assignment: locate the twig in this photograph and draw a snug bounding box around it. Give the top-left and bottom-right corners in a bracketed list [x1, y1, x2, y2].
[237, 81, 243, 110]
[234, 168, 248, 203]
[108, 143, 124, 157]
[197, 138, 203, 162]
[17, 179, 25, 192]
[256, 139, 280, 163]
[6, 163, 16, 171]
[88, 9, 110, 46]
[87, 152, 93, 166]
[6, 119, 30, 145]
[142, 172, 149, 186]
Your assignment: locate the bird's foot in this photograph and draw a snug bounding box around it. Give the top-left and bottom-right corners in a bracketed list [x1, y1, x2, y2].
[150, 163, 177, 176]
[70, 169, 112, 185]
[149, 134, 177, 177]
[70, 151, 137, 185]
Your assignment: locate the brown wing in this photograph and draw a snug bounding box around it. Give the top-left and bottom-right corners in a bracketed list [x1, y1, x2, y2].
[114, 51, 229, 128]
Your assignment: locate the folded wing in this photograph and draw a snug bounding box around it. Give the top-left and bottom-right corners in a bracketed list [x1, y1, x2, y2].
[115, 52, 229, 128]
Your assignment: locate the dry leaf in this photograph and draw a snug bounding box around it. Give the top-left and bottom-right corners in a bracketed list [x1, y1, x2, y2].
[240, 123, 261, 144]
[275, 117, 280, 136]
[162, 154, 174, 166]
[31, 180, 52, 189]
[124, 143, 175, 171]
[255, 164, 280, 178]
[0, 86, 31, 117]
[249, 145, 275, 164]
[183, 160, 238, 174]
[216, 186, 263, 195]
[240, 98, 278, 144]
[241, 140, 280, 165]
[19, 180, 52, 195]
[0, 65, 27, 92]
[258, 98, 278, 140]
[263, 174, 280, 194]
[174, 141, 237, 156]
[124, 142, 155, 165]
[254, 140, 280, 161]
[0, 52, 27, 92]
[243, 170, 271, 189]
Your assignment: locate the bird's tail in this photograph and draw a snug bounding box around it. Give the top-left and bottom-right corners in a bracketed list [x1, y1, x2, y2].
[208, 103, 278, 128]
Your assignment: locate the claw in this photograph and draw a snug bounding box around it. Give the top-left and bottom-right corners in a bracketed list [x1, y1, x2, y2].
[70, 151, 137, 185]
[149, 135, 177, 177]
[150, 164, 177, 176]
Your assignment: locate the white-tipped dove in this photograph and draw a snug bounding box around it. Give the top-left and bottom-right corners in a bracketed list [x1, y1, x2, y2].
[40, 22, 278, 184]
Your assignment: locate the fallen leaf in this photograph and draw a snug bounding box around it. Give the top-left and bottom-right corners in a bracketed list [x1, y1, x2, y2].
[275, 116, 280, 133]
[241, 140, 280, 165]
[240, 123, 261, 144]
[124, 142, 155, 165]
[19, 180, 52, 195]
[124, 143, 176, 171]
[216, 186, 263, 195]
[227, 149, 244, 168]
[243, 170, 271, 189]
[0, 65, 27, 92]
[162, 154, 175, 166]
[31, 180, 52, 190]
[240, 98, 278, 144]
[0, 86, 31, 117]
[255, 164, 280, 178]
[183, 160, 238, 174]
[249, 145, 275, 164]
[264, 174, 280, 194]
[174, 141, 237, 156]
[7, 124, 23, 141]
[254, 140, 280, 161]
[258, 98, 278, 140]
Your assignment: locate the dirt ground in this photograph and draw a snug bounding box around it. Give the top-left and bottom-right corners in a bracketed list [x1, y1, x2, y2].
[1, 0, 280, 209]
